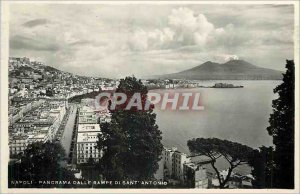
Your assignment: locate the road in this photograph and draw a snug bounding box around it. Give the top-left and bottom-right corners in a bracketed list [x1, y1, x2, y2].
[61, 104, 77, 157]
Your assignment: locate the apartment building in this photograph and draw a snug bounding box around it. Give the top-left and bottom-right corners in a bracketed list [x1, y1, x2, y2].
[154, 147, 213, 187]
[76, 124, 102, 164]
[183, 162, 212, 188]
[9, 101, 66, 158]
[172, 150, 191, 181]
[78, 106, 98, 124]
[76, 106, 102, 164]
[9, 135, 29, 156]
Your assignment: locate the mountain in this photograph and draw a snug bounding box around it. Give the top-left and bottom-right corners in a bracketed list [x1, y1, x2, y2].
[155, 60, 283, 80]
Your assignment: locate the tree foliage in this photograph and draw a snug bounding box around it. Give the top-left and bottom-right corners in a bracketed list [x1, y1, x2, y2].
[8, 142, 77, 188]
[249, 146, 275, 188]
[267, 60, 295, 188]
[96, 76, 163, 182]
[187, 138, 254, 188]
[68, 91, 102, 103]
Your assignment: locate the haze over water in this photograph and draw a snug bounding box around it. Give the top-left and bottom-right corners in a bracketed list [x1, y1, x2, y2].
[154, 80, 281, 154]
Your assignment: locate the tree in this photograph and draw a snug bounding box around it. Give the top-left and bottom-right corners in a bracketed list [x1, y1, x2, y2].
[8, 142, 77, 188]
[78, 157, 102, 183]
[267, 60, 295, 188]
[96, 76, 163, 181]
[87, 157, 95, 165]
[46, 88, 54, 97]
[249, 146, 275, 188]
[187, 138, 254, 188]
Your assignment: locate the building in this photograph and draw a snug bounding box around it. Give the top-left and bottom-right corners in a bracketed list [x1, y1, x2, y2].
[9, 101, 66, 158]
[78, 106, 98, 124]
[154, 147, 177, 181]
[211, 170, 253, 188]
[9, 135, 29, 156]
[29, 133, 49, 144]
[75, 103, 114, 164]
[155, 147, 191, 183]
[154, 147, 216, 187]
[172, 150, 191, 181]
[183, 162, 212, 188]
[164, 147, 177, 179]
[76, 124, 102, 164]
[241, 174, 254, 188]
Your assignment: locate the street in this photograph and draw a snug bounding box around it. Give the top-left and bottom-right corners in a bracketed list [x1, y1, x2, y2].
[60, 104, 77, 157]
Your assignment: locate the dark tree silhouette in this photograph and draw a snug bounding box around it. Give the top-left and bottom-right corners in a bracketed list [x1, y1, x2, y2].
[267, 60, 295, 188]
[187, 138, 254, 188]
[96, 76, 163, 181]
[8, 142, 77, 188]
[249, 146, 275, 188]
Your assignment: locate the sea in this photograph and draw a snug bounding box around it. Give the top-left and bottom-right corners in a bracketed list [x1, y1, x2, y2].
[153, 80, 281, 174]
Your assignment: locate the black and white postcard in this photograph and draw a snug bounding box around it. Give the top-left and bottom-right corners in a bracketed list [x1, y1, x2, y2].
[0, 1, 299, 193]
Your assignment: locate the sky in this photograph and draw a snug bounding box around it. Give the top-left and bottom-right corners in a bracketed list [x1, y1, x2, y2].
[9, 3, 294, 78]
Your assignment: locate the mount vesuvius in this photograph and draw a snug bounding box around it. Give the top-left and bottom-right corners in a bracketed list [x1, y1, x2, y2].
[155, 60, 283, 80]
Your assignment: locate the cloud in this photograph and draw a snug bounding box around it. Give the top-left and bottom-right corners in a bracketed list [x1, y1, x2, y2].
[9, 4, 294, 77]
[128, 7, 227, 51]
[10, 35, 60, 51]
[223, 54, 239, 61]
[22, 19, 49, 28]
[69, 40, 92, 46]
[168, 7, 216, 46]
[126, 7, 259, 53]
[128, 28, 175, 51]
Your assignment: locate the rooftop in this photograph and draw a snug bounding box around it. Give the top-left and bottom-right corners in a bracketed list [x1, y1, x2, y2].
[78, 124, 101, 133]
[11, 134, 28, 140]
[32, 133, 47, 139]
[79, 105, 95, 113]
[77, 132, 101, 143]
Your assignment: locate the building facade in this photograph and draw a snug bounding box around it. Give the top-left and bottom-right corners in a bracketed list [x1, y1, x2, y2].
[76, 106, 102, 164]
[154, 147, 216, 188]
[183, 162, 212, 188]
[78, 106, 98, 124]
[9, 101, 66, 158]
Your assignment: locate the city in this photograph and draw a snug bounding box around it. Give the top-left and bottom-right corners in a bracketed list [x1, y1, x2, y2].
[2, 2, 297, 191]
[8, 57, 254, 188]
